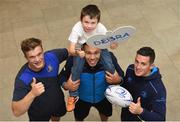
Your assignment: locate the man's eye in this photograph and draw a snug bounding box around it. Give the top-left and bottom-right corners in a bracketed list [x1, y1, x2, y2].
[95, 52, 100, 55]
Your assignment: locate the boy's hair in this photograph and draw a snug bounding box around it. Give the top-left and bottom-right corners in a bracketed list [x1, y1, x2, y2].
[137, 47, 155, 64]
[21, 37, 42, 56]
[80, 4, 101, 22]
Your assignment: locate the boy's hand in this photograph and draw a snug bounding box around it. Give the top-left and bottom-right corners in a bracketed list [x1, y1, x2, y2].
[76, 50, 85, 58]
[110, 42, 119, 49]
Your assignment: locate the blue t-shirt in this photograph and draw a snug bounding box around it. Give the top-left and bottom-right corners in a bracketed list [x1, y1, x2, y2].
[12, 48, 68, 117]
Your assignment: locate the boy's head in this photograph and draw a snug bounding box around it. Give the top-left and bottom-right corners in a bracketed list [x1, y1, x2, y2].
[80, 4, 101, 33]
[80, 4, 100, 22]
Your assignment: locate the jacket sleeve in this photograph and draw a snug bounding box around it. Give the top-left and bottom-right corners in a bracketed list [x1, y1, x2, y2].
[121, 65, 133, 88]
[139, 82, 166, 121]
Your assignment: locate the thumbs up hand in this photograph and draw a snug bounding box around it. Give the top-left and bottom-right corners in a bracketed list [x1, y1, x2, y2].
[30, 77, 45, 97]
[129, 97, 143, 115]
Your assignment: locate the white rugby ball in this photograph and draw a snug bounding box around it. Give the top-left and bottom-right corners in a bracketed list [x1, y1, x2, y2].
[105, 85, 133, 107]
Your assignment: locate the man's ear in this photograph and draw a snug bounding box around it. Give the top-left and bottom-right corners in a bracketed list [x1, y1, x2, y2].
[150, 63, 155, 70]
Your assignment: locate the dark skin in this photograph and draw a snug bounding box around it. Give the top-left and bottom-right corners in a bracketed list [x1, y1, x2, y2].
[64, 44, 122, 121]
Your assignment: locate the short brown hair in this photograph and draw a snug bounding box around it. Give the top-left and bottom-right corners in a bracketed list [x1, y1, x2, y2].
[21, 38, 42, 56]
[137, 47, 155, 64]
[80, 4, 101, 22]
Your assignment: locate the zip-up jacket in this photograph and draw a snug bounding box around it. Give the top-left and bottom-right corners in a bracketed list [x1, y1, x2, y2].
[59, 52, 124, 103]
[121, 64, 166, 121]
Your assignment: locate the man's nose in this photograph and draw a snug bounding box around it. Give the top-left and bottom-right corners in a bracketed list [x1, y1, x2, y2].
[87, 23, 92, 28]
[34, 56, 40, 61]
[90, 54, 96, 59]
[136, 63, 141, 69]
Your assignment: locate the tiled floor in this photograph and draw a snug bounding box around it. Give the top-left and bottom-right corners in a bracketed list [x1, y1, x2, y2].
[0, 0, 180, 121]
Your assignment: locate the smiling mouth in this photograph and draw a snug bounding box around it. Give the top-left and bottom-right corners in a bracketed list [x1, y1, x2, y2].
[90, 62, 95, 65]
[34, 61, 42, 65]
[89, 60, 96, 65]
[135, 69, 142, 73]
[86, 28, 93, 32]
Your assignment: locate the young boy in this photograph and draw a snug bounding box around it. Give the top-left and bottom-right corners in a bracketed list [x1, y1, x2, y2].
[67, 4, 118, 112]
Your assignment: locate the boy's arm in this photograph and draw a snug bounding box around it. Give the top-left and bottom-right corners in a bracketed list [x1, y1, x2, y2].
[69, 42, 85, 58]
[69, 42, 76, 56]
[68, 26, 80, 56]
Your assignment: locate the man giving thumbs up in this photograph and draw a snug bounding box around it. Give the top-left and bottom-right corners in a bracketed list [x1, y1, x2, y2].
[121, 47, 166, 121]
[12, 38, 68, 121]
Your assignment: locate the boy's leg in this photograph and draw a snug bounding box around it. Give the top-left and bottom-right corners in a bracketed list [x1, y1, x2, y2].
[67, 56, 85, 112]
[71, 56, 85, 82]
[100, 49, 115, 74]
[70, 56, 85, 96]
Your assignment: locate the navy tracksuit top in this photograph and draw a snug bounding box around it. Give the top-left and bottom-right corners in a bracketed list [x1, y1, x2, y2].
[121, 64, 166, 121]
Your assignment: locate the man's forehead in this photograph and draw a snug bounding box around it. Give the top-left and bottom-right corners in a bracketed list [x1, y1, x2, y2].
[26, 46, 43, 57]
[84, 45, 100, 52]
[135, 54, 150, 62]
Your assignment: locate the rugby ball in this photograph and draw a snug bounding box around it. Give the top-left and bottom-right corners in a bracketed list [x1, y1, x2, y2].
[105, 85, 133, 107]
